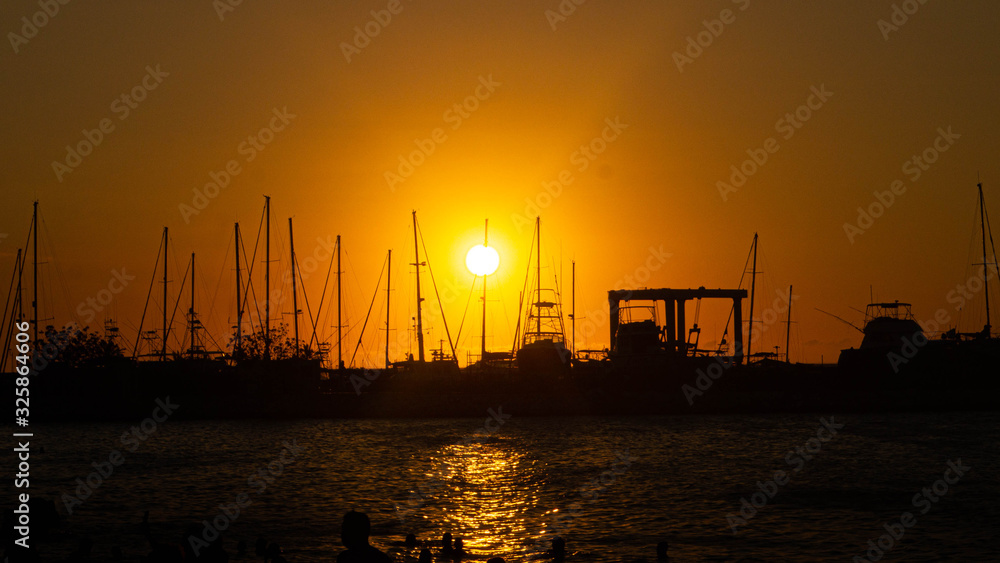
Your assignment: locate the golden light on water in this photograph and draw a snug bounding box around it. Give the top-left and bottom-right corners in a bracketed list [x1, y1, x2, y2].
[466, 245, 501, 276]
[421, 439, 541, 557]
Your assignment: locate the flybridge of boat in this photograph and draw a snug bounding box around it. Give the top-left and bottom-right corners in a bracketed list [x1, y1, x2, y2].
[865, 301, 914, 322]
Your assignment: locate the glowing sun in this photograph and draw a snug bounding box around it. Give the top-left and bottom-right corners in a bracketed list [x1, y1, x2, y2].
[466, 244, 500, 276]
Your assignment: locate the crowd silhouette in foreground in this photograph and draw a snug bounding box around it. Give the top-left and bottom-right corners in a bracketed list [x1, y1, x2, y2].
[2, 509, 673, 562]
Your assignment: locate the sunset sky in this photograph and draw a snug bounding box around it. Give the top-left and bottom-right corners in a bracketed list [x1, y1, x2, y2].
[3, 0, 1000, 365]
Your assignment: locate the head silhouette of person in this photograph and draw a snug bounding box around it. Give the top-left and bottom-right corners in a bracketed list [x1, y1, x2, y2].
[405, 533, 418, 548]
[657, 541, 669, 560]
[267, 542, 286, 562]
[553, 537, 565, 551]
[551, 537, 566, 560]
[342, 511, 373, 550]
[441, 532, 453, 550]
[419, 548, 433, 563]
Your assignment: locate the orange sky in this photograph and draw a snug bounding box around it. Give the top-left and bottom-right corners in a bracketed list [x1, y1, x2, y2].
[2, 0, 1000, 366]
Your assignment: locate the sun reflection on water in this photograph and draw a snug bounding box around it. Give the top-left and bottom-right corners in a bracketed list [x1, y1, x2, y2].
[415, 436, 544, 559]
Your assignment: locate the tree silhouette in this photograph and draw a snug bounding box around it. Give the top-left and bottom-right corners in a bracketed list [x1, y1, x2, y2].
[231, 322, 317, 360]
[37, 324, 124, 368]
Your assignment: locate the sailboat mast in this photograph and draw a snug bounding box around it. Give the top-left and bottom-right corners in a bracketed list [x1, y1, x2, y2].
[264, 195, 271, 361]
[979, 183, 992, 334]
[571, 260, 576, 359]
[15, 249, 24, 322]
[235, 223, 242, 356]
[412, 211, 425, 362]
[785, 284, 792, 363]
[386, 249, 391, 369]
[536, 216, 541, 336]
[747, 233, 758, 360]
[337, 234, 342, 368]
[190, 253, 196, 357]
[289, 218, 300, 358]
[162, 227, 168, 360]
[482, 219, 489, 363]
[32, 201, 37, 344]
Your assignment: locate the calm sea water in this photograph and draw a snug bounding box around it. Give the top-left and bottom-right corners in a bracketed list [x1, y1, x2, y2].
[4, 411, 999, 561]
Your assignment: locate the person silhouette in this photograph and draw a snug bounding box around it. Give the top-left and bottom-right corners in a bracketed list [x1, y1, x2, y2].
[440, 532, 454, 556]
[547, 537, 566, 561]
[404, 533, 418, 548]
[418, 549, 433, 563]
[265, 543, 286, 563]
[337, 511, 392, 563]
[656, 541, 670, 561]
[453, 537, 466, 560]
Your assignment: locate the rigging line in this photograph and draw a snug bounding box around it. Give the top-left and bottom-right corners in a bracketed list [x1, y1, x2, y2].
[416, 218, 458, 362]
[719, 235, 757, 348]
[310, 235, 337, 349]
[0, 252, 23, 371]
[454, 275, 478, 348]
[241, 202, 267, 331]
[511, 224, 536, 356]
[295, 257, 317, 356]
[132, 234, 164, 359]
[194, 257, 225, 353]
[345, 246, 367, 332]
[205, 234, 232, 330]
[984, 190, 1000, 287]
[237, 231, 260, 336]
[495, 274, 514, 347]
[39, 212, 74, 328]
[350, 252, 387, 367]
[1, 248, 21, 340]
[167, 260, 191, 354]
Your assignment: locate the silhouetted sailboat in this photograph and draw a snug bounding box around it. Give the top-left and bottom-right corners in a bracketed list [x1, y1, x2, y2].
[392, 211, 459, 375]
[515, 217, 570, 376]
